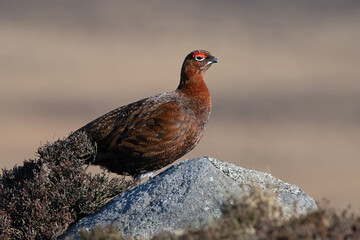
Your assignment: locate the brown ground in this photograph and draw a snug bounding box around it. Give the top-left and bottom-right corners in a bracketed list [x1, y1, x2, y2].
[1, 1, 359, 212]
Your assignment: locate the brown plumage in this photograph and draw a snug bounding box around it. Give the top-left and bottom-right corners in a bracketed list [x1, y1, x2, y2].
[76, 50, 218, 179]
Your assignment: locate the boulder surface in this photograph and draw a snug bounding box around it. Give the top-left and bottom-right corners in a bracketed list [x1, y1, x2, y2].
[62, 157, 317, 239]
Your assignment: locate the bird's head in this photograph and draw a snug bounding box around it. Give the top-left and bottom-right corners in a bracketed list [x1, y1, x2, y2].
[181, 50, 219, 80]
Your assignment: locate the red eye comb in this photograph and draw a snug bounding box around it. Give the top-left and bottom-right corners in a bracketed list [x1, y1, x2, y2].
[193, 52, 207, 58]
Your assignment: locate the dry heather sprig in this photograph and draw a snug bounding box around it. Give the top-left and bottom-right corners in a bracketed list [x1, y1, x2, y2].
[0, 131, 134, 239]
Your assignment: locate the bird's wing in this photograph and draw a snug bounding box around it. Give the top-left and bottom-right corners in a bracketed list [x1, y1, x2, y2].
[108, 100, 191, 159]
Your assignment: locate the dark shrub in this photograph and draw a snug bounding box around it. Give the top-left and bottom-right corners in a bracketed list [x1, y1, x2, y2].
[0, 131, 133, 239]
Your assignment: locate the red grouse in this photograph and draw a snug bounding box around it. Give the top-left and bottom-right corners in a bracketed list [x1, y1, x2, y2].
[76, 50, 218, 180]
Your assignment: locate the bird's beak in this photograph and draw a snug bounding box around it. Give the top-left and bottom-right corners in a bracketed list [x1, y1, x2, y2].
[207, 56, 219, 65]
[211, 57, 219, 63]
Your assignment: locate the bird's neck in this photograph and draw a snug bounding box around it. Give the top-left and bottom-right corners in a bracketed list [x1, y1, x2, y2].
[177, 72, 211, 108]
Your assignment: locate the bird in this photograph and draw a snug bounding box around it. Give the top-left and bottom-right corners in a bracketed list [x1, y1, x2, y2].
[75, 50, 218, 180]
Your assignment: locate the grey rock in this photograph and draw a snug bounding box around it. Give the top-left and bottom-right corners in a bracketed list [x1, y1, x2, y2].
[61, 157, 317, 239]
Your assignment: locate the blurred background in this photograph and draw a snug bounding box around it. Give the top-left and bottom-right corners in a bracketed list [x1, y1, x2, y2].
[1, 0, 359, 212]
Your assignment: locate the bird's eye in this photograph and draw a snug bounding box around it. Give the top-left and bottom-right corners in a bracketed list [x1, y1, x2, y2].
[195, 55, 205, 61]
[193, 52, 207, 61]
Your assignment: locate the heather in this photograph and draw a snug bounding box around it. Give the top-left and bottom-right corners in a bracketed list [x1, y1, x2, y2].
[0, 132, 134, 239]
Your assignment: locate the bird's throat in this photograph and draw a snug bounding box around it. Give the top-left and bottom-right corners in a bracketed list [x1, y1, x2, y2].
[177, 74, 211, 107]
